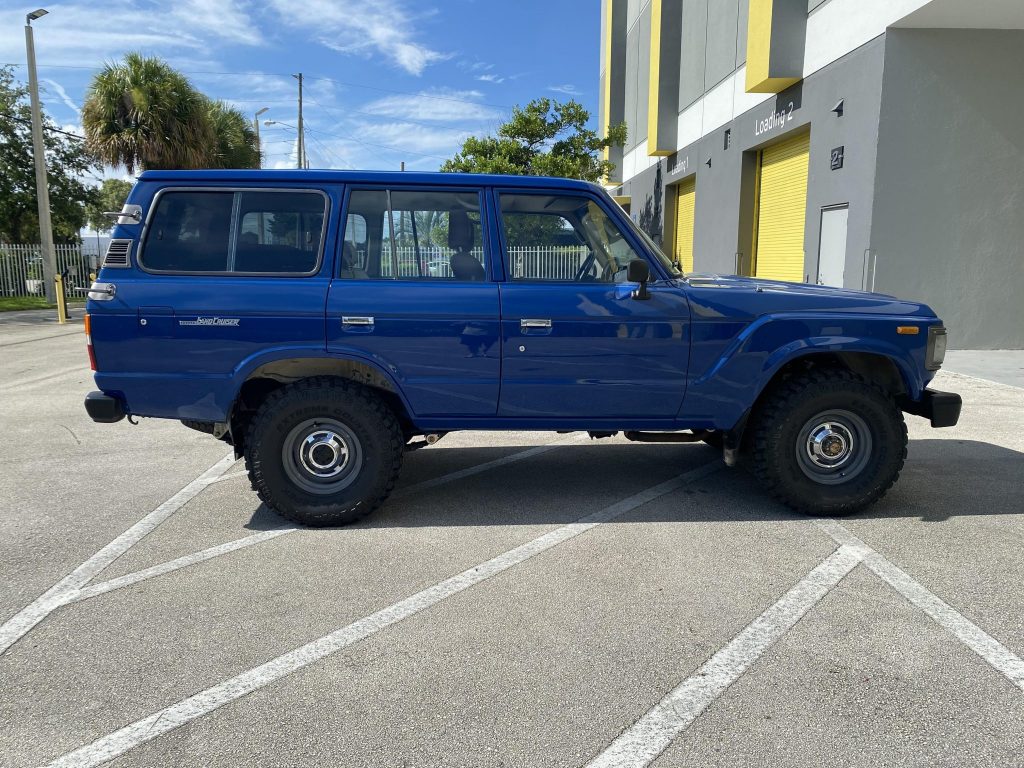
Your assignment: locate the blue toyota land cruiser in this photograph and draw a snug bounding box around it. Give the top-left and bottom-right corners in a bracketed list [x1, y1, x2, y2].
[83, 170, 960, 526]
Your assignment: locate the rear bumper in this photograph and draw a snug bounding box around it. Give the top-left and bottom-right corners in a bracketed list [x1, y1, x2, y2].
[900, 388, 962, 428]
[84, 391, 126, 424]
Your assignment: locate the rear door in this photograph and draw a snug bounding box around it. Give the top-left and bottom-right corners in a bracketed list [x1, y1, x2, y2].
[495, 190, 691, 420]
[91, 185, 335, 420]
[325, 186, 500, 417]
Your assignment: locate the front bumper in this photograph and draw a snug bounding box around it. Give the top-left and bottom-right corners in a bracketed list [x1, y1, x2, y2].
[900, 388, 962, 428]
[84, 391, 126, 424]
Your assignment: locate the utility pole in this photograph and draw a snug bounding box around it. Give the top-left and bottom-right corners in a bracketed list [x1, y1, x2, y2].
[294, 73, 304, 170]
[25, 8, 59, 310]
[254, 107, 268, 168]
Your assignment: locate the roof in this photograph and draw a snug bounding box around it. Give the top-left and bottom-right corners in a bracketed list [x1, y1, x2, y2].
[136, 169, 603, 192]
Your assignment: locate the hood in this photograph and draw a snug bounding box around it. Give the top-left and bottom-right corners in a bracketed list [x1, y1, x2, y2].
[681, 273, 938, 320]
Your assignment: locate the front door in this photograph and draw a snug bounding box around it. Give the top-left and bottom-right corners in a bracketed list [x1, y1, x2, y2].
[495, 191, 690, 420]
[325, 186, 500, 417]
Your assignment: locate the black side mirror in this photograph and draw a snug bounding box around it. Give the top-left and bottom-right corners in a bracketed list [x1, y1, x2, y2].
[627, 258, 651, 300]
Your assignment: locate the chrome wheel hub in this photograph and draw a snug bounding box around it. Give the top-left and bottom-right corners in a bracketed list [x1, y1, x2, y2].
[795, 410, 872, 486]
[299, 430, 350, 478]
[806, 422, 855, 468]
[282, 418, 362, 495]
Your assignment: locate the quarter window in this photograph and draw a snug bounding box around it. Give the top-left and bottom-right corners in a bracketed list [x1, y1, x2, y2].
[142, 190, 326, 274]
[499, 194, 644, 282]
[341, 189, 486, 280]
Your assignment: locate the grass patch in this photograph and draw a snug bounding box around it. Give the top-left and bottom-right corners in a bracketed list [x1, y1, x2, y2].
[0, 296, 87, 312]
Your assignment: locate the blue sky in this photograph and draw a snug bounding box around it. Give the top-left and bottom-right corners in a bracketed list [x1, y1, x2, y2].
[0, 0, 601, 177]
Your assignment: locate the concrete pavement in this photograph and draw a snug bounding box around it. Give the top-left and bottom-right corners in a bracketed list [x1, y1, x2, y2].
[1, 311, 1021, 767]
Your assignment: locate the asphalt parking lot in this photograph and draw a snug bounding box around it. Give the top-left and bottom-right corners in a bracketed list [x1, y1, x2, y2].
[1, 309, 1022, 768]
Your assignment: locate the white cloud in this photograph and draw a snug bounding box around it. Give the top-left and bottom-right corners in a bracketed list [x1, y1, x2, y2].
[0, 0, 261, 70]
[168, 0, 263, 46]
[42, 79, 80, 115]
[548, 83, 583, 96]
[358, 121, 473, 155]
[475, 73, 505, 84]
[267, 0, 447, 76]
[360, 89, 500, 123]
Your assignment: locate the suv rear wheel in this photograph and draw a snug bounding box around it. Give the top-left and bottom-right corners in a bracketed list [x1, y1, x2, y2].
[245, 378, 403, 526]
[750, 369, 907, 515]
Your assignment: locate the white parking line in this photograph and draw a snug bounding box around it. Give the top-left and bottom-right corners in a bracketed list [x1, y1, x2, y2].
[584, 544, 868, 768]
[205, 470, 249, 485]
[42, 461, 723, 768]
[816, 519, 1024, 691]
[71, 528, 296, 603]
[0, 453, 238, 657]
[4, 435, 590, 646]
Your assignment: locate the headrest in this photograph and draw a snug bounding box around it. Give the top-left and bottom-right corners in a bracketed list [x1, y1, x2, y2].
[448, 210, 473, 251]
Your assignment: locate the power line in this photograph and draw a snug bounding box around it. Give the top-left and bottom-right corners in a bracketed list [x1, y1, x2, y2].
[7, 113, 85, 140]
[305, 132, 353, 169]
[8, 61, 514, 109]
[302, 97, 453, 161]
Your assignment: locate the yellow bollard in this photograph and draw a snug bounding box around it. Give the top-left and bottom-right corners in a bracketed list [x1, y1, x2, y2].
[55, 273, 68, 325]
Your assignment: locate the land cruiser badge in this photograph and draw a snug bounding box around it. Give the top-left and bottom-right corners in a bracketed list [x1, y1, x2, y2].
[179, 317, 240, 327]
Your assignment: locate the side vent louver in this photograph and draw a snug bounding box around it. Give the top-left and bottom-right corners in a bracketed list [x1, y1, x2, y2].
[102, 239, 132, 268]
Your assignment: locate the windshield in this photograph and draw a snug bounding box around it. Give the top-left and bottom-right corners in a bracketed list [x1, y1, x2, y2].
[620, 212, 685, 278]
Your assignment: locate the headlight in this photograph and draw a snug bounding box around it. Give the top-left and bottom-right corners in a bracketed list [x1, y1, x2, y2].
[926, 326, 947, 370]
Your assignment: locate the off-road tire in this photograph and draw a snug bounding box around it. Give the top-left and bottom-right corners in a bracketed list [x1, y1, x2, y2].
[245, 378, 403, 526]
[750, 369, 907, 516]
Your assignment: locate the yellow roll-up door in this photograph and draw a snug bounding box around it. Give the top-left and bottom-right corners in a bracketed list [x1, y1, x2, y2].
[754, 131, 810, 282]
[673, 176, 696, 273]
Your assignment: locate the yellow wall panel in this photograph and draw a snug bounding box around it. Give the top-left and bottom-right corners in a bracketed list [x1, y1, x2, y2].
[745, 0, 803, 93]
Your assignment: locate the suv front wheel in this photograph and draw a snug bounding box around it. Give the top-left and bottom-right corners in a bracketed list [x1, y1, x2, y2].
[245, 378, 403, 526]
[750, 369, 907, 515]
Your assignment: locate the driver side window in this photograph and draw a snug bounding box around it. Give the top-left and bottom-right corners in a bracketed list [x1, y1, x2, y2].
[499, 194, 643, 282]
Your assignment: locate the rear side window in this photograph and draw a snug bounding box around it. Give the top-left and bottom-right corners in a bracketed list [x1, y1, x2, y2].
[142, 190, 326, 274]
[341, 189, 486, 281]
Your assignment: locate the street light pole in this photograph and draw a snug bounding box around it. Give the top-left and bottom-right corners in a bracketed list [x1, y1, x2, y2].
[254, 107, 268, 168]
[293, 73, 304, 170]
[25, 8, 58, 309]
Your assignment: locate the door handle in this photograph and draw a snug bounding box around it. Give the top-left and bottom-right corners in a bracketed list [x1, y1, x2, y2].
[520, 318, 552, 329]
[342, 316, 374, 327]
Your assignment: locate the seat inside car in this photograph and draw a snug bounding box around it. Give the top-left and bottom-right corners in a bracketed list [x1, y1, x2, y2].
[448, 210, 484, 281]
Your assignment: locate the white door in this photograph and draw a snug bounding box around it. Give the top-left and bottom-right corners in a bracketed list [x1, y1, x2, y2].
[817, 205, 849, 287]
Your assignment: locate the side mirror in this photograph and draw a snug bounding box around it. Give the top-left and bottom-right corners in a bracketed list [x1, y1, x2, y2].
[627, 258, 651, 300]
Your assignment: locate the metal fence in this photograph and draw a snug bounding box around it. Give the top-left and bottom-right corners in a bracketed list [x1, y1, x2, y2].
[0, 243, 98, 298]
[374, 245, 588, 280]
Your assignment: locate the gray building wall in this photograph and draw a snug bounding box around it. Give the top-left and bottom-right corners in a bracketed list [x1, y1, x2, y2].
[623, 5, 651, 152]
[870, 29, 1024, 349]
[622, 37, 886, 283]
[677, 0, 750, 109]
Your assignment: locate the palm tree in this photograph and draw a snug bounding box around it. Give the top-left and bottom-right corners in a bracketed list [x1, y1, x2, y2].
[81, 53, 213, 173]
[205, 99, 261, 169]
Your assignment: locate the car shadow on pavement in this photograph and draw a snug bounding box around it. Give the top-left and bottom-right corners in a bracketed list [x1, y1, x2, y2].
[849, 438, 1024, 523]
[241, 438, 1021, 531]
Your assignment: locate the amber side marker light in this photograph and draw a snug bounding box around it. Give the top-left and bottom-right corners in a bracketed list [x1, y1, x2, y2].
[896, 326, 920, 335]
[84, 313, 97, 370]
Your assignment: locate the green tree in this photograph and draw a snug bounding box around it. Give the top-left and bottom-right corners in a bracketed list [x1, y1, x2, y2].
[205, 99, 261, 169]
[0, 65, 99, 242]
[81, 52, 214, 173]
[441, 98, 627, 182]
[84, 178, 134, 232]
